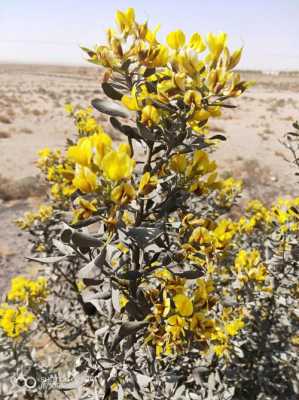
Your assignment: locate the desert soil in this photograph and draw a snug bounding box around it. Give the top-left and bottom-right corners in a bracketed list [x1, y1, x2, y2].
[0, 64, 298, 293]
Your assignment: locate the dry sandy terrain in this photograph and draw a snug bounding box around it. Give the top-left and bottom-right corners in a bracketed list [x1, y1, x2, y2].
[0, 64, 298, 292]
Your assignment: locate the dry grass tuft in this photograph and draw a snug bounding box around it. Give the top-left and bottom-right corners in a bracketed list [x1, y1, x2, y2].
[0, 175, 47, 201]
[0, 131, 11, 139]
[22, 128, 33, 135]
[209, 124, 226, 133]
[0, 115, 12, 124]
[31, 109, 46, 117]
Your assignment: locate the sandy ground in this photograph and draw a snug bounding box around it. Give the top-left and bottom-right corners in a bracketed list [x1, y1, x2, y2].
[0, 64, 298, 292]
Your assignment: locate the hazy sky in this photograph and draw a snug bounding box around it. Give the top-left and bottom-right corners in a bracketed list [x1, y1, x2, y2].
[0, 0, 298, 70]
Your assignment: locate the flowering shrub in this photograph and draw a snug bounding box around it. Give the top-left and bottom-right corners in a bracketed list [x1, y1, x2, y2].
[0, 8, 298, 400]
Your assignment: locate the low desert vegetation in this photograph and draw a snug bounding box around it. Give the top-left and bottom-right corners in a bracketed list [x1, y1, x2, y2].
[0, 8, 298, 400]
[0, 115, 12, 124]
[0, 131, 11, 139]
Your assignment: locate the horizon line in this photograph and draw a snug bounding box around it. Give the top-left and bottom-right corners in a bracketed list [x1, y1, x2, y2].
[0, 61, 299, 73]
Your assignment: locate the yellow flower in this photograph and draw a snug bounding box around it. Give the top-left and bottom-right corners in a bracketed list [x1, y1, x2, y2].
[157, 76, 179, 98]
[156, 342, 163, 358]
[67, 137, 93, 167]
[234, 249, 268, 285]
[7, 276, 48, 304]
[190, 109, 210, 123]
[92, 132, 112, 167]
[213, 344, 228, 357]
[38, 205, 53, 221]
[59, 167, 75, 181]
[102, 150, 135, 181]
[36, 243, 45, 252]
[183, 90, 202, 108]
[28, 277, 48, 300]
[139, 172, 158, 195]
[62, 184, 76, 197]
[64, 103, 74, 114]
[0, 304, 35, 338]
[176, 50, 204, 77]
[15, 212, 36, 230]
[145, 23, 160, 44]
[173, 72, 186, 91]
[167, 30, 186, 50]
[119, 294, 129, 309]
[84, 117, 99, 133]
[51, 183, 60, 198]
[38, 147, 51, 159]
[121, 94, 139, 111]
[116, 242, 129, 254]
[73, 197, 97, 222]
[173, 294, 193, 317]
[188, 33, 206, 53]
[166, 314, 187, 339]
[115, 8, 135, 34]
[141, 105, 160, 127]
[155, 268, 173, 281]
[7, 276, 29, 302]
[73, 166, 97, 193]
[248, 265, 267, 282]
[235, 249, 260, 272]
[92, 45, 119, 68]
[144, 44, 169, 67]
[206, 32, 227, 59]
[228, 48, 243, 70]
[224, 318, 244, 336]
[291, 335, 299, 346]
[118, 142, 132, 156]
[75, 106, 92, 119]
[76, 279, 85, 292]
[162, 295, 171, 318]
[122, 210, 135, 226]
[216, 177, 243, 207]
[111, 183, 136, 204]
[213, 219, 237, 249]
[169, 154, 188, 174]
[194, 278, 214, 306]
[189, 226, 213, 247]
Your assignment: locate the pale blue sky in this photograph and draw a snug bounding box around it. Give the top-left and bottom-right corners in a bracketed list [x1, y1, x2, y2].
[0, 0, 298, 70]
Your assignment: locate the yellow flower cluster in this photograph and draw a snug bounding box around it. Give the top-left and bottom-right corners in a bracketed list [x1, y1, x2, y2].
[212, 310, 245, 357]
[65, 104, 106, 136]
[234, 249, 268, 286]
[0, 305, 35, 338]
[138, 172, 159, 195]
[169, 150, 220, 195]
[238, 197, 299, 235]
[36, 107, 138, 214]
[7, 276, 48, 304]
[72, 197, 98, 223]
[0, 276, 47, 338]
[84, 8, 253, 134]
[145, 269, 244, 357]
[183, 217, 238, 261]
[168, 152, 242, 205]
[271, 197, 299, 232]
[16, 204, 53, 230]
[215, 177, 243, 208]
[66, 129, 136, 202]
[73, 106, 103, 135]
[37, 146, 76, 200]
